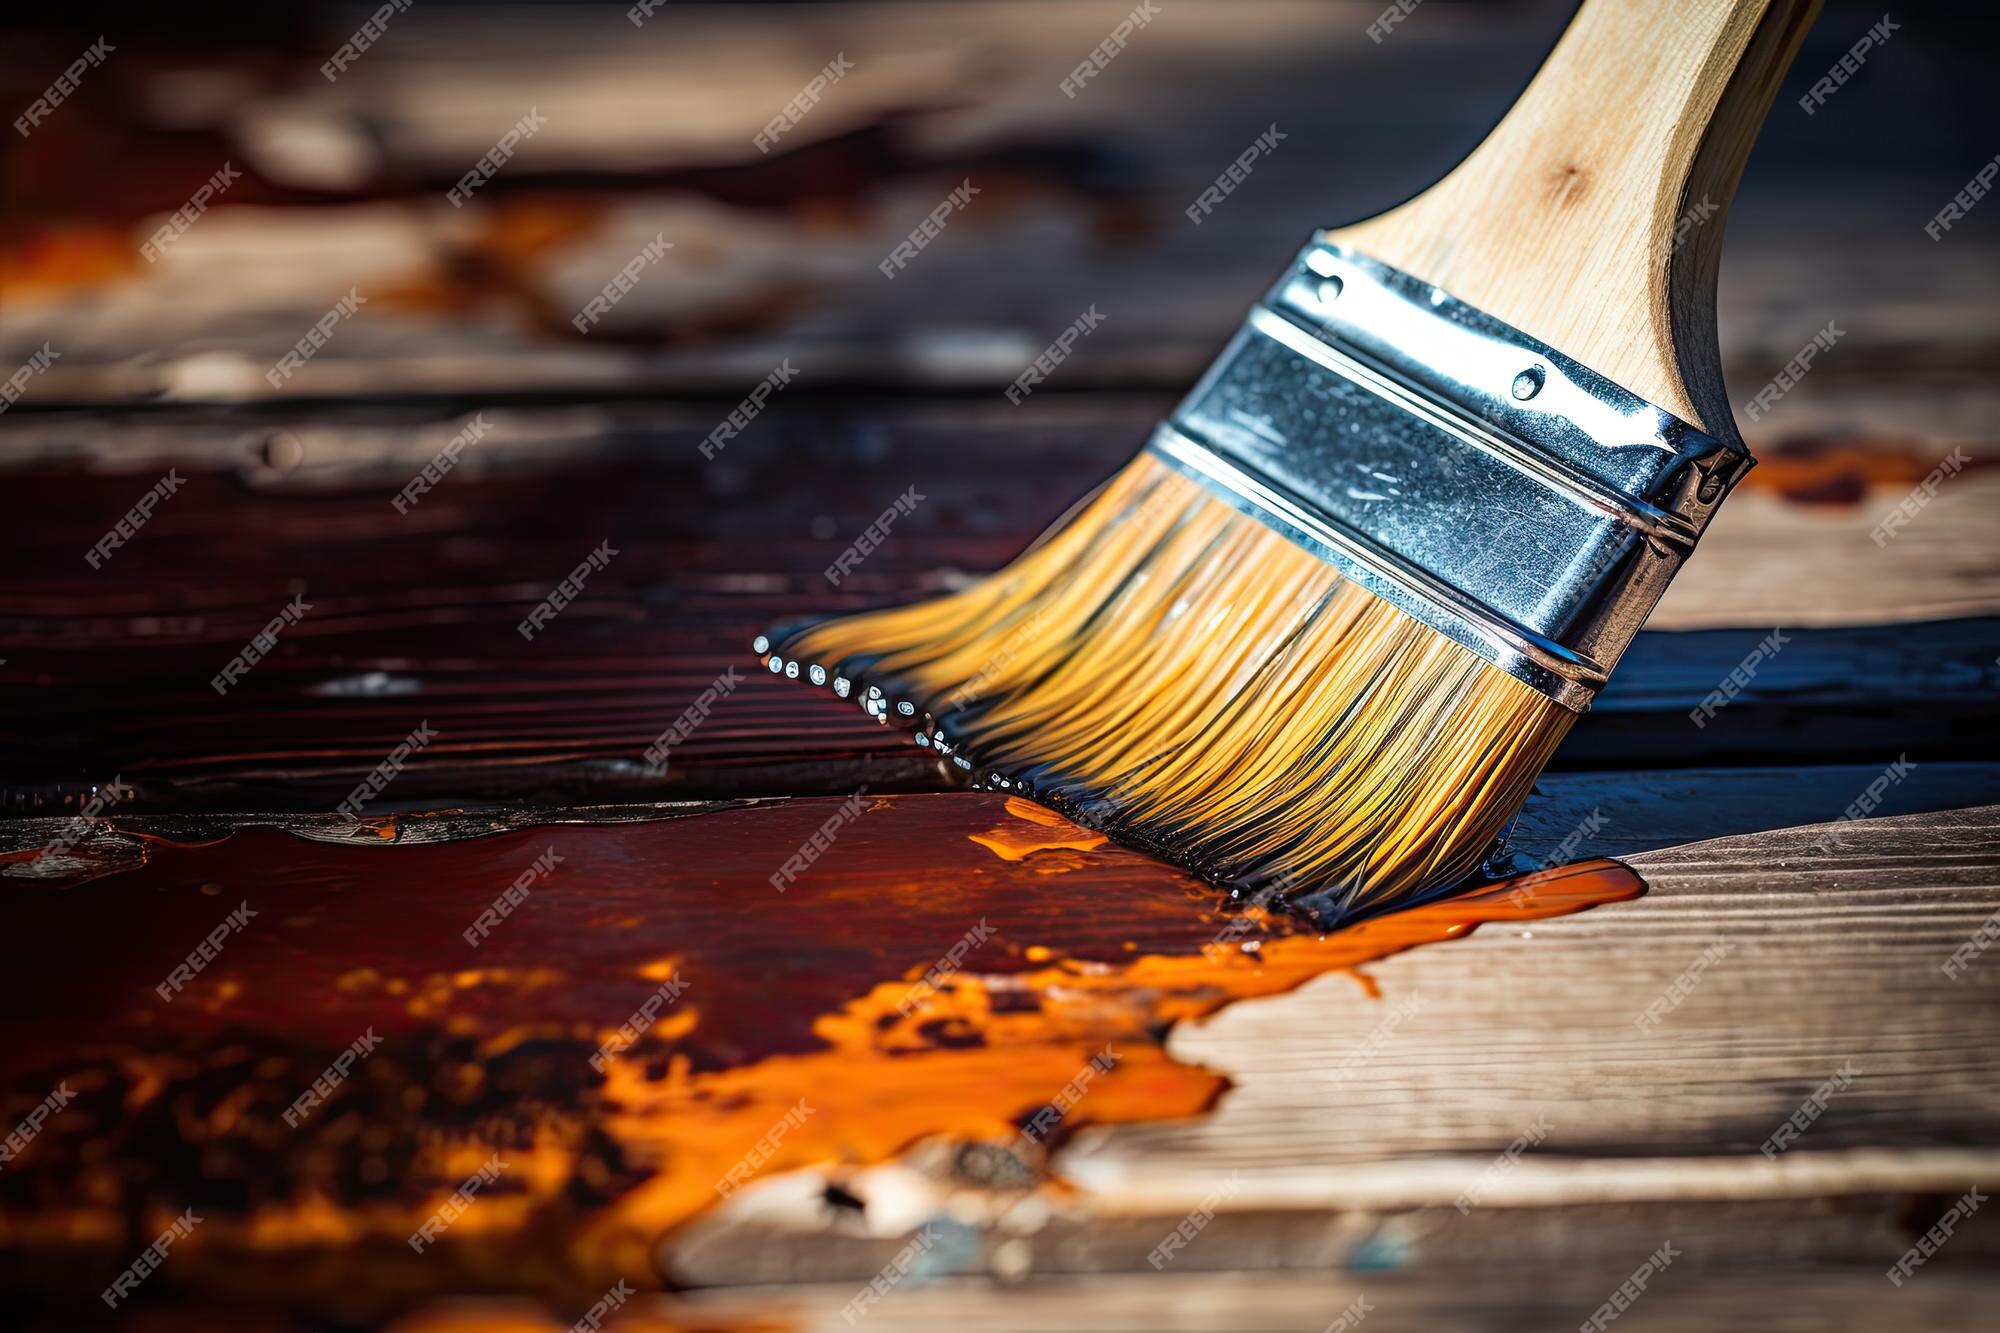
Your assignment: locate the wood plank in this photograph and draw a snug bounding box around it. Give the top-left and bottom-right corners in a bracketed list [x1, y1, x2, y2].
[1, 408, 1993, 813]
[3, 781, 1993, 1311]
[1056, 804, 2000, 1213]
[1504, 761, 2000, 863]
[121, 1268, 2000, 1333]
[662, 1270, 1999, 1333]
[1657, 474, 2000, 629]
[648, 785, 2000, 1292]
[4, 0, 1994, 433]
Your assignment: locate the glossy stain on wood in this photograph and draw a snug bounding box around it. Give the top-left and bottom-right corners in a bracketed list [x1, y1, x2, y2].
[0, 795, 1639, 1316]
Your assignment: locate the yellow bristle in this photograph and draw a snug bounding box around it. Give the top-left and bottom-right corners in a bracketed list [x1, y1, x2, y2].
[763, 452, 1576, 919]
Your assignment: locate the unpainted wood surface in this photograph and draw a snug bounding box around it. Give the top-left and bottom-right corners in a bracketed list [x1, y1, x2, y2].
[1059, 804, 2000, 1207]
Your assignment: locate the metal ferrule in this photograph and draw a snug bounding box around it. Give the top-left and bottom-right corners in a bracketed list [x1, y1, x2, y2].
[1147, 240, 1753, 712]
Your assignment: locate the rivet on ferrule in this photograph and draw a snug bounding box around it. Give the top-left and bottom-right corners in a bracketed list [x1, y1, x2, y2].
[1147, 240, 1753, 712]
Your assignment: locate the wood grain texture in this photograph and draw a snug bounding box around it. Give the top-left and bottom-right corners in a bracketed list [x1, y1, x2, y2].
[1660, 473, 2000, 628]
[657, 1270, 1998, 1333]
[0, 407, 1992, 815]
[1057, 804, 2000, 1210]
[641, 783, 2000, 1299]
[1331, 0, 1822, 436]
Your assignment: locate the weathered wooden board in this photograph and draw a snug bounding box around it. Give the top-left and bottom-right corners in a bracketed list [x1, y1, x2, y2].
[637, 800, 2000, 1324]
[661, 1269, 1999, 1333]
[1, 407, 1993, 816]
[3, 783, 1991, 1323]
[1057, 804, 2000, 1208]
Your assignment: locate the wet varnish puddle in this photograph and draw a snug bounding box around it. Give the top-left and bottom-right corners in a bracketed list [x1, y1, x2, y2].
[0, 793, 1640, 1316]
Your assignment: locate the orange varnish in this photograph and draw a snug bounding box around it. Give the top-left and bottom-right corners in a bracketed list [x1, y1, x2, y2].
[0, 799, 1640, 1312]
[968, 795, 1112, 860]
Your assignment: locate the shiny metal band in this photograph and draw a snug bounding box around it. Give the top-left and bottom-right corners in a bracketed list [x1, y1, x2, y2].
[1148, 240, 1754, 712]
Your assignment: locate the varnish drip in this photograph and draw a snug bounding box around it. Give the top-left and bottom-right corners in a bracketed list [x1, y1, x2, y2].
[0, 796, 1641, 1321]
[968, 795, 1110, 861]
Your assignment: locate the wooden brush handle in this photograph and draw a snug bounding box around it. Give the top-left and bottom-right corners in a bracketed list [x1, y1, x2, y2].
[1329, 0, 1821, 442]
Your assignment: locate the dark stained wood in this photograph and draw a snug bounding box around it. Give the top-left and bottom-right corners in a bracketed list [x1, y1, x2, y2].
[1, 409, 1994, 818]
[0, 790, 1642, 1322]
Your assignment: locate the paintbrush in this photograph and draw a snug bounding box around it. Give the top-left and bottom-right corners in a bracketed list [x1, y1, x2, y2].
[758, 0, 1822, 920]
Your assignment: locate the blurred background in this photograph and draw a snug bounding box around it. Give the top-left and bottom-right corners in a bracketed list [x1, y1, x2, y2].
[2, 0, 1994, 438]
